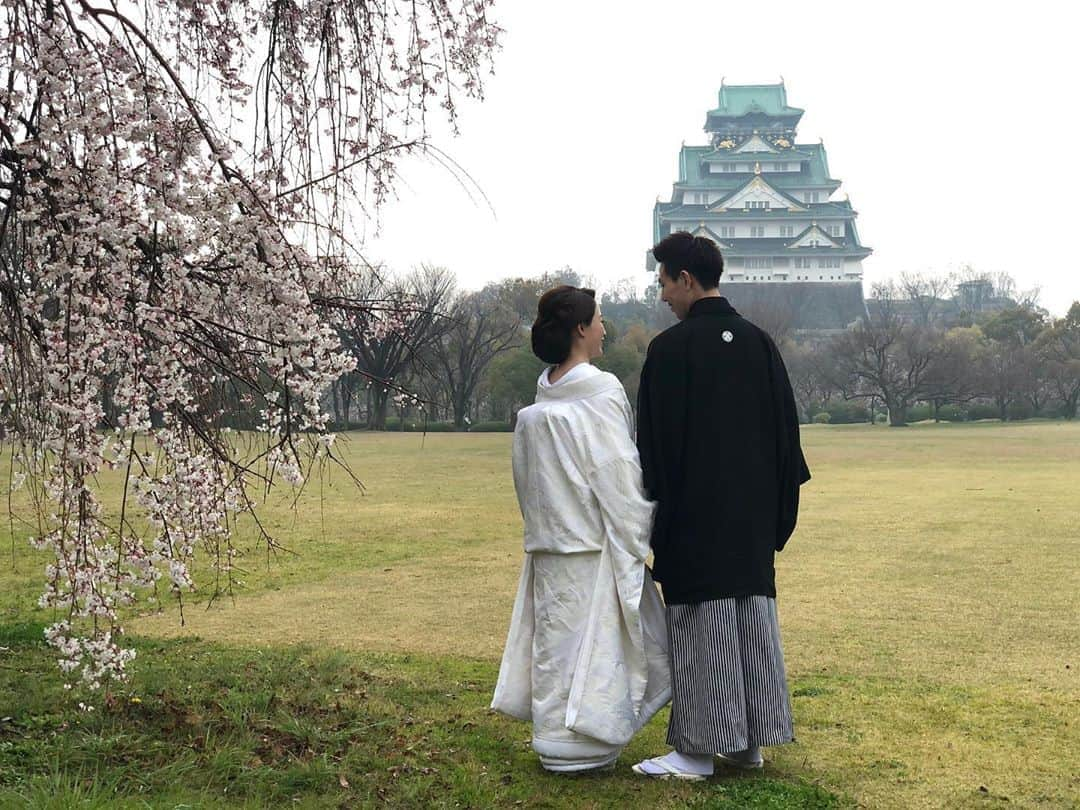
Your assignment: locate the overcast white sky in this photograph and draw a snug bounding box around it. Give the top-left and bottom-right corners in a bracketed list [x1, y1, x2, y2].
[361, 1, 1080, 316]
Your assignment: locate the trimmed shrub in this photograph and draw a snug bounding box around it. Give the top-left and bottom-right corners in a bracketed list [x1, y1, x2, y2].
[381, 418, 456, 432]
[813, 412, 832, 424]
[469, 421, 514, 432]
[907, 404, 932, 422]
[967, 403, 1002, 421]
[826, 401, 870, 424]
[936, 404, 967, 422]
[1007, 402, 1034, 420]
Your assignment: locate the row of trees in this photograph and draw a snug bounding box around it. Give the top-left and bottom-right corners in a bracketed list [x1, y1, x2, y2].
[316, 266, 671, 430]
[315, 266, 1079, 431]
[785, 284, 1080, 426]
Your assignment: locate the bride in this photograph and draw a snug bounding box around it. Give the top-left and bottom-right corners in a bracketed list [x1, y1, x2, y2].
[491, 285, 670, 772]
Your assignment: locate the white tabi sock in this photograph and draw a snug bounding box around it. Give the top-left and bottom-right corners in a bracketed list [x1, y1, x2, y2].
[666, 750, 714, 776]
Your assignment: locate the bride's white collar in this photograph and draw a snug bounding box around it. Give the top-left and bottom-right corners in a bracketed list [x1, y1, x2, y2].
[535, 363, 618, 402]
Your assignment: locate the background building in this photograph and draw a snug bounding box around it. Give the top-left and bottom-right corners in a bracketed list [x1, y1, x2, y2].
[651, 82, 869, 331]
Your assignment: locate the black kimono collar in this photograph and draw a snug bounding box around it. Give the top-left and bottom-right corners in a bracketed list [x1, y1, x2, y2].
[687, 296, 738, 318]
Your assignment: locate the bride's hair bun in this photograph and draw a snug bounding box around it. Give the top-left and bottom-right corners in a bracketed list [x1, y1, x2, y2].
[531, 286, 597, 365]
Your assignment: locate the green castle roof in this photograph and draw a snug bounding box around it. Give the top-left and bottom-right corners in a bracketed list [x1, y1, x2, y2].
[705, 84, 804, 129]
[701, 146, 815, 162]
[706, 239, 871, 259]
[656, 200, 857, 220]
[676, 144, 838, 188]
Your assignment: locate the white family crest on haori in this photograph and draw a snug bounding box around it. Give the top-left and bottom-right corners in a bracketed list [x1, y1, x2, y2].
[491, 364, 671, 768]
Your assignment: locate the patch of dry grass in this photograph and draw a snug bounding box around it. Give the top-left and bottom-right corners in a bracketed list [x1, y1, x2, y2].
[4, 423, 1080, 807]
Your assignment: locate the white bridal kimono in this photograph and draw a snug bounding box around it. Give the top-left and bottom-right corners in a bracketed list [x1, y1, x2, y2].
[491, 364, 671, 771]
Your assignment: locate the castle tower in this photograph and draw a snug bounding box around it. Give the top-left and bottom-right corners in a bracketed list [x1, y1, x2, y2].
[651, 83, 870, 330]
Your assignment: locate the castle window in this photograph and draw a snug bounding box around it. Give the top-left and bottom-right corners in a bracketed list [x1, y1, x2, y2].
[774, 162, 788, 172]
[746, 257, 774, 269]
[750, 226, 765, 237]
[795, 257, 812, 269]
[780, 225, 794, 237]
[723, 164, 737, 173]
[719, 226, 735, 238]
[806, 191, 820, 203]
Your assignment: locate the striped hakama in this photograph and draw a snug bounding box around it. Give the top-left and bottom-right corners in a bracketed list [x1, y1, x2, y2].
[666, 596, 793, 754]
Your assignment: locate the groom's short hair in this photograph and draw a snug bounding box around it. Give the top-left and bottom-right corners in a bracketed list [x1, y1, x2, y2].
[652, 232, 724, 290]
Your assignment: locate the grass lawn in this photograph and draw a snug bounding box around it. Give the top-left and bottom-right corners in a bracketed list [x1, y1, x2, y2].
[2, 422, 1079, 808]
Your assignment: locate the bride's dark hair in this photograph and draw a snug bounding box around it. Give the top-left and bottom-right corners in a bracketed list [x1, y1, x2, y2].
[531, 286, 597, 365]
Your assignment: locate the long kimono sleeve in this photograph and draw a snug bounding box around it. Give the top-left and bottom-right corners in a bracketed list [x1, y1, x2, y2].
[636, 354, 658, 500]
[593, 388, 656, 561]
[636, 341, 689, 572]
[769, 338, 811, 551]
[491, 422, 535, 720]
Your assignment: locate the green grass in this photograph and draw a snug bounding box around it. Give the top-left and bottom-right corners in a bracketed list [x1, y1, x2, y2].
[0, 625, 841, 809]
[3, 422, 1080, 807]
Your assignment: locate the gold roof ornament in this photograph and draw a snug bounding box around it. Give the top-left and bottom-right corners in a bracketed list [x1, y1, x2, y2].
[754, 162, 761, 175]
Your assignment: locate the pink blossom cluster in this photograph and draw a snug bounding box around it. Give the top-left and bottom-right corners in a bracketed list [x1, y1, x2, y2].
[0, 0, 498, 690]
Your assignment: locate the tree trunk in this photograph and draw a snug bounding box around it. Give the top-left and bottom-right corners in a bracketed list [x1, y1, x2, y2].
[330, 380, 343, 427]
[932, 399, 941, 423]
[997, 398, 1008, 422]
[1064, 392, 1078, 420]
[452, 392, 468, 429]
[887, 399, 908, 427]
[340, 384, 354, 428]
[371, 388, 390, 431]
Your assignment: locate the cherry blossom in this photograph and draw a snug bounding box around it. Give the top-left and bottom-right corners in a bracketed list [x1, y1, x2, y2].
[0, 0, 499, 690]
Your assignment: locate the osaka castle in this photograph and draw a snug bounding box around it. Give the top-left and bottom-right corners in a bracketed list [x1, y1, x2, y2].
[651, 82, 869, 330]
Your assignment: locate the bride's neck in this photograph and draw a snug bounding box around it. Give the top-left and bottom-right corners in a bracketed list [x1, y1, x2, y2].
[549, 348, 590, 384]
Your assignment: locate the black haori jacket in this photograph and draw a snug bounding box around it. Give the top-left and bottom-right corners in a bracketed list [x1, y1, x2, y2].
[636, 297, 811, 604]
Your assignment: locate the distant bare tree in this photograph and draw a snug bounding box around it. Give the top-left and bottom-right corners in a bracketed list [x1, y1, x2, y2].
[826, 283, 959, 426]
[900, 271, 955, 325]
[335, 266, 456, 429]
[736, 287, 800, 348]
[976, 340, 1030, 421]
[1035, 302, 1080, 419]
[978, 305, 1050, 420]
[784, 339, 837, 421]
[429, 287, 523, 428]
[922, 327, 982, 419]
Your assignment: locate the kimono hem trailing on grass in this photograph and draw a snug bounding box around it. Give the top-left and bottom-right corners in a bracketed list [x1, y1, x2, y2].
[491, 364, 671, 770]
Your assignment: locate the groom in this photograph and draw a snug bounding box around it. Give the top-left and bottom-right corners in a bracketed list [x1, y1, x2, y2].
[632, 231, 811, 780]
